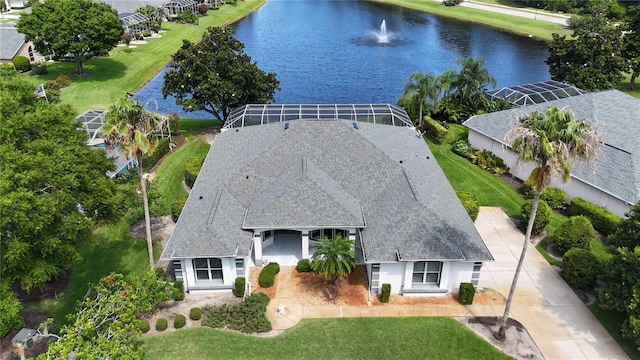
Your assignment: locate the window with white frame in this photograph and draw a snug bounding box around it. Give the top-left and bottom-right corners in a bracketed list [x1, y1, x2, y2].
[412, 261, 442, 286]
[193, 258, 223, 282]
[309, 228, 349, 241]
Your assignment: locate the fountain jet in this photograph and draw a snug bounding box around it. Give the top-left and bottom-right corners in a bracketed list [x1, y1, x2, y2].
[377, 20, 389, 43]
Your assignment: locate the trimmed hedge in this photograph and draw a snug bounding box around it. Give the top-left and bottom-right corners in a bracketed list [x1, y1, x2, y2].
[423, 116, 448, 144]
[155, 318, 168, 331]
[381, 283, 391, 303]
[562, 248, 600, 289]
[296, 259, 312, 272]
[258, 262, 280, 288]
[12, 55, 31, 72]
[468, 150, 509, 175]
[171, 196, 187, 222]
[142, 137, 171, 171]
[456, 191, 479, 222]
[553, 216, 597, 256]
[184, 154, 206, 188]
[189, 307, 202, 320]
[202, 292, 272, 333]
[135, 320, 150, 333]
[174, 314, 186, 329]
[569, 197, 621, 236]
[521, 181, 566, 209]
[520, 199, 551, 235]
[234, 277, 246, 298]
[458, 282, 475, 305]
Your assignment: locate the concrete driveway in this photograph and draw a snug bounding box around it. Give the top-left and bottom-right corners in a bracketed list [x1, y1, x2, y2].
[476, 207, 628, 360]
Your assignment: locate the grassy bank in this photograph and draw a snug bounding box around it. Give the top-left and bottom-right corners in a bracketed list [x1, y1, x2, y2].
[373, 0, 571, 41]
[142, 318, 513, 360]
[20, 0, 265, 112]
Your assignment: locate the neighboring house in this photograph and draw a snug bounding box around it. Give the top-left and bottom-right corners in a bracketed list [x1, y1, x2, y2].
[101, 0, 166, 14]
[119, 12, 152, 38]
[161, 104, 493, 297]
[464, 89, 640, 217]
[0, 24, 45, 64]
[162, 0, 197, 18]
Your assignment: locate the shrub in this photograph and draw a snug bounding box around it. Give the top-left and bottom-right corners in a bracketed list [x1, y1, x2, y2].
[562, 248, 599, 289]
[171, 196, 187, 222]
[520, 199, 551, 235]
[442, 0, 462, 6]
[569, 197, 621, 235]
[154, 267, 167, 279]
[554, 216, 597, 256]
[189, 307, 202, 320]
[12, 55, 31, 72]
[172, 281, 185, 301]
[258, 262, 280, 288]
[423, 116, 448, 144]
[174, 314, 186, 329]
[167, 113, 180, 133]
[520, 181, 566, 209]
[468, 150, 509, 175]
[197, 3, 209, 15]
[0, 284, 23, 337]
[202, 292, 272, 333]
[142, 137, 171, 171]
[176, 10, 198, 24]
[55, 74, 71, 88]
[135, 319, 150, 333]
[142, 31, 152, 38]
[451, 139, 475, 158]
[296, 259, 312, 272]
[458, 282, 475, 305]
[234, 277, 246, 298]
[456, 191, 479, 222]
[381, 283, 391, 303]
[184, 154, 206, 188]
[30, 63, 48, 75]
[155, 318, 168, 331]
[44, 79, 61, 91]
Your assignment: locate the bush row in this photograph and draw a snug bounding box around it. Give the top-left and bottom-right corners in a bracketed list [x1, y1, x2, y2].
[520, 180, 567, 209]
[553, 215, 597, 256]
[202, 292, 272, 333]
[456, 191, 479, 222]
[468, 150, 509, 175]
[258, 262, 280, 288]
[171, 196, 187, 222]
[423, 116, 448, 144]
[184, 154, 206, 188]
[569, 197, 621, 235]
[142, 137, 171, 171]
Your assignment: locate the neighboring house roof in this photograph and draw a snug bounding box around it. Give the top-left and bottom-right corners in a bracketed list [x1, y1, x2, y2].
[100, 0, 165, 14]
[162, 118, 492, 263]
[464, 89, 640, 207]
[0, 25, 25, 61]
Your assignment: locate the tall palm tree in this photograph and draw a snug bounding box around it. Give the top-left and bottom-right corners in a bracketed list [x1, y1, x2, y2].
[310, 234, 357, 285]
[102, 97, 162, 269]
[402, 72, 442, 128]
[454, 57, 497, 107]
[495, 107, 602, 340]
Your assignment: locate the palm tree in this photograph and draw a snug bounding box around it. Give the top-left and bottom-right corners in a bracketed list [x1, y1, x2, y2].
[495, 106, 602, 340]
[402, 72, 442, 128]
[310, 234, 357, 285]
[102, 97, 162, 269]
[454, 57, 497, 108]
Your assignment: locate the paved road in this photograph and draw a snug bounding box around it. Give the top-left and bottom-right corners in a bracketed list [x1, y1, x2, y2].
[460, 0, 570, 26]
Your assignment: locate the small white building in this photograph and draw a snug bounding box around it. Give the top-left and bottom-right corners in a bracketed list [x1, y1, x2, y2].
[464, 89, 640, 217]
[161, 104, 493, 297]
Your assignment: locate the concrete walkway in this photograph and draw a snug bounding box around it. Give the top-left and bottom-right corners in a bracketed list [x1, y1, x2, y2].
[476, 207, 627, 360]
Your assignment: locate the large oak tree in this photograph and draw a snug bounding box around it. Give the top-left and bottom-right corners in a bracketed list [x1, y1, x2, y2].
[0, 72, 119, 291]
[162, 27, 280, 126]
[16, 0, 123, 76]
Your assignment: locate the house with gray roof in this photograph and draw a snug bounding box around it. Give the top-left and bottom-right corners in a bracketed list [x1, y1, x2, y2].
[161, 104, 493, 296]
[0, 24, 45, 64]
[464, 89, 640, 217]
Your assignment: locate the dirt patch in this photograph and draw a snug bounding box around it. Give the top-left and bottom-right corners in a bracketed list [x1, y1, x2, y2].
[458, 316, 544, 360]
[128, 215, 175, 245]
[248, 266, 278, 299]
[285, 266, 369, 306]
[371, 288, 506, 306]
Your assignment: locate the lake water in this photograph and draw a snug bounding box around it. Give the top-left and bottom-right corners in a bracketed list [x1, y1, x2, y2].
[134, 0, 550, 119]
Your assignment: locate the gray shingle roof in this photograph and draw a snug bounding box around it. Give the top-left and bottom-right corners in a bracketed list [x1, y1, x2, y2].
[100, 0, 165, 14]
[162, 119, 492, 262]
[0, 26, 25, 61]
[464, 89, 640, 206]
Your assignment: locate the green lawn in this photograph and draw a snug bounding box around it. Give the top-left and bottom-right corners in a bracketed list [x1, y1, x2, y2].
[588, 304, 640, 360]
[142, 318, 513, 360]
[377, 0, 571, 41]
[22, 218, 162, 325]
[19, 0, 265, 112]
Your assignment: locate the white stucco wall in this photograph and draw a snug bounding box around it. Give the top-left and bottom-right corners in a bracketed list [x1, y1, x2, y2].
[377, 263, 406, 294]
[447, 262, 475, 293]
[468, 130, 631, 217]
[183, 257, 237, 293]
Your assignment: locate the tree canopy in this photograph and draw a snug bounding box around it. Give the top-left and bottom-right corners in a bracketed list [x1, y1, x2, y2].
[16, 0, 123, 76]
[310, 234, 357, 285]
[162, 27, 280, 125]
[546, 4, 625, 91]
[0, 71, 119, 291]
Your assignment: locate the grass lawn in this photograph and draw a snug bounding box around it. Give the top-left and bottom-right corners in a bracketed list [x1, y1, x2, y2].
[377, 0, 571, 41]
[142, 318, 513, 360]
[150, 138, 211, 216]
[19, 0, 265, 113]
[21, 218, 162, 325]
[588, 304, 640, 360]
